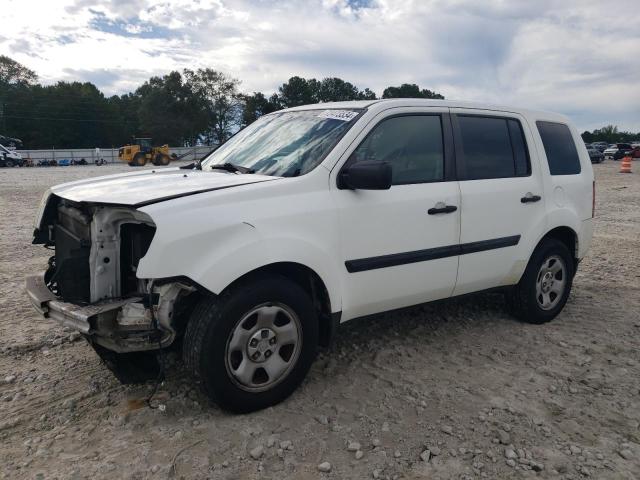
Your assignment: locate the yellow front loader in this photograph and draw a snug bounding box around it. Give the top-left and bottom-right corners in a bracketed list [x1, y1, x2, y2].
[118, 138, 172, 167]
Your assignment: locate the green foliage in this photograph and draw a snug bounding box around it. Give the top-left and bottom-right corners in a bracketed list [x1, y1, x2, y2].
[0, 55, 37, 85]
[0, 56, 452, 148]
[581, 125, 640, 144]
[275, 76, 379, 108]
[184, 69, 243, 145]
[136, 71, 207, 146]
[241, 92, 280, 126]
[382, 83, 444, 99]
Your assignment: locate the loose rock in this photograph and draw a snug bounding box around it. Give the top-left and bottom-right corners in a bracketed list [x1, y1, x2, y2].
[504, 448, 517, 460]
[318, 462, 331, 472]
[249, 446, 264, 460]
[497, 429, 511, 445]
[279, 440, 293, 450]
[618, 449, 633, 460]
[347, 441, 361, 452]
[441, 425, 453, 435]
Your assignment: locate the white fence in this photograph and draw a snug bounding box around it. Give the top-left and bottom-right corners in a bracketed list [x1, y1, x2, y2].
[15, 145, 216, 164]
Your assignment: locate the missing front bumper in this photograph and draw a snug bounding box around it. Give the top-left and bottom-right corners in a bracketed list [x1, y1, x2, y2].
[24, 272, 166, 353]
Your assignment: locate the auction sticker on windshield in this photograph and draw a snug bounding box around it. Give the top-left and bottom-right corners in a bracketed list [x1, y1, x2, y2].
[317, 110, 359, 122]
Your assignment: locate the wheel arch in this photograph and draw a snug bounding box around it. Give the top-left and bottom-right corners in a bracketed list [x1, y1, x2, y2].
[532, 225, 579, 274]
[539, 226, 578, 258]
[219, 261, 338, 348]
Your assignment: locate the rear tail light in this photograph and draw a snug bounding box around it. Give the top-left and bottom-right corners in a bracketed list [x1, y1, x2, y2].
[592, 180, 596, 218]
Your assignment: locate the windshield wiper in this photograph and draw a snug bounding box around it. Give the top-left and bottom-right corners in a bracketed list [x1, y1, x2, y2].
[210, 162, 255, 174]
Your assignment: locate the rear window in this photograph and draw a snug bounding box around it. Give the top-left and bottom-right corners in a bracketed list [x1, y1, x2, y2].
[536, 121, 581, 175]
[456, 115, 530, 180]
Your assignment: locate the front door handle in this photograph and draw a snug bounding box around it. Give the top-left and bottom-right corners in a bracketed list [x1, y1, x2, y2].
[521, 192, 541, 203]
[428, 202, 458, 215]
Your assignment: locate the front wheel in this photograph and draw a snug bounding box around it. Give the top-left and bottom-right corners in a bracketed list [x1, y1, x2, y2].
[152, 153, 170, 166]
[183, 275, 318, 412]
[507, 238, 574, 324]
[129, 152, 147, 167]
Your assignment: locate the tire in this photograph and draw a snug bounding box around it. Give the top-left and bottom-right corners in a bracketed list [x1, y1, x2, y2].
[183, 274, 319, 412]
[507, 238, 574, 324]
[5, 159, 14, 168]
[130, 153, 147, 167]
[152, 153, 170, 166]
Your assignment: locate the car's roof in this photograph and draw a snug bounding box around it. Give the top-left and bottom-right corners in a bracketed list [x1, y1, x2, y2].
[281, 99, 569, 123]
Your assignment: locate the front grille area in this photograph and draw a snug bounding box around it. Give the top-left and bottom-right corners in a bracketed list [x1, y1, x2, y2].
[49, 204, 92, 303]
[120, 223, 156, 296]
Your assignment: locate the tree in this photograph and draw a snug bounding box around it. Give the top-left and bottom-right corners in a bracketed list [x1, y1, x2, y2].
[278, 76, 317, 108]
[136, 71, 207, 146]
[382, 83, 444, 99]
[581, 125, 639, 144]
[277, 76, 377, 108]
[0, 55, 37, 85]
[0, 56, 38, 135]
[241, 92, 280, 126]
[358, 88, 377, 100]
[593, 125, 618, 144]
[184, 69, 242, 144]
[316, 77, 360, 103]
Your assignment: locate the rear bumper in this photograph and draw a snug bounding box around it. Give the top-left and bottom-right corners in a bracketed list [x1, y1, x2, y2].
[577, 218, 594, 259]
[25, 272, 140, 335]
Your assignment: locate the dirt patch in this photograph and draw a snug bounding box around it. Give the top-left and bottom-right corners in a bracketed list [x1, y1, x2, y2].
[1, 161, 639, 479]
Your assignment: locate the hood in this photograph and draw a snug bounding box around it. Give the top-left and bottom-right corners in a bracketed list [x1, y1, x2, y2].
[50, 167, 279, 207]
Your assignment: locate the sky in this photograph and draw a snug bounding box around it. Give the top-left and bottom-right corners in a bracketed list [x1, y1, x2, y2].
[2, 0, 639, 132]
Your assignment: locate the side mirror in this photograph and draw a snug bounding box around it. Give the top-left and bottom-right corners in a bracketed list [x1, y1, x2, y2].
[339, 161, 392, 190]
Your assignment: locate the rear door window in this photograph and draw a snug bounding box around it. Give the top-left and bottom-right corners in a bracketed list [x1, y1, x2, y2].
[454, 115, 530, 180]
[536, 121, 581, 175]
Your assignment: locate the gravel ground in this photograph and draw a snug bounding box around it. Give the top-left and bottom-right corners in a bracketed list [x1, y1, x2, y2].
[0, 161, 639, 479]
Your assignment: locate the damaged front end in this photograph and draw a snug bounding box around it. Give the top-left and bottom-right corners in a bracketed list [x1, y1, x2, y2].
[26, 194, 197, 355]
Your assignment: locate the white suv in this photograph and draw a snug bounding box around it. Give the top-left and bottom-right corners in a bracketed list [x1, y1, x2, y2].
[26, 99, 594, 412]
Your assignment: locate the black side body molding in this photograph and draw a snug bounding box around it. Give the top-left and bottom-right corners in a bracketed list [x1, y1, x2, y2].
[345, 235, 521, 273]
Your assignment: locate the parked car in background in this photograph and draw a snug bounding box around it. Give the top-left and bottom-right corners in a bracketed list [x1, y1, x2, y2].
[26, 99, 595, 412]
[612, 143, 633, 160]
[57, 159, 71, 166]
[631, 146, 640, 159]
[0, 144, 23, 167]
[591, 142, 609, 152]
[603, 144, 619, 159]
[587, 147, 604, 163]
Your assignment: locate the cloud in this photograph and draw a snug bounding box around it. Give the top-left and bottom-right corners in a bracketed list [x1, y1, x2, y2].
[1, 0, 639, 131]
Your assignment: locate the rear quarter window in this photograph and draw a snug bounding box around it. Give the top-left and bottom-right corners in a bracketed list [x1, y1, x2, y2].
[536, 121, 581, 175]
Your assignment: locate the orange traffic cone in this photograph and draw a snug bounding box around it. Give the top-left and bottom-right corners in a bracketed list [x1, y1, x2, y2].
[620, 156, 632, 173]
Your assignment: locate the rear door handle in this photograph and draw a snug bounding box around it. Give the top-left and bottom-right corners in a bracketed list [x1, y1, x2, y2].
[428, 202, 458, 215]
[521, 192, 541, 203]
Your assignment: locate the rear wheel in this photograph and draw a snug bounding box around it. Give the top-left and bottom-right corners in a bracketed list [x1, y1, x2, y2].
[183, 275, 318, 412]
[507, 238, 574, 324]
[5, 159, 14, 168]
[129, 152, 147, 167]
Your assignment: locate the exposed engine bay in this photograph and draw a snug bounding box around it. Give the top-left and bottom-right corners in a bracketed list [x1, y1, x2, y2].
[28, 195, 198, 355]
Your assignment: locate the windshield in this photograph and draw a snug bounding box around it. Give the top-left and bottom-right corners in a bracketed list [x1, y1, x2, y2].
[201, 109, 361, 177]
